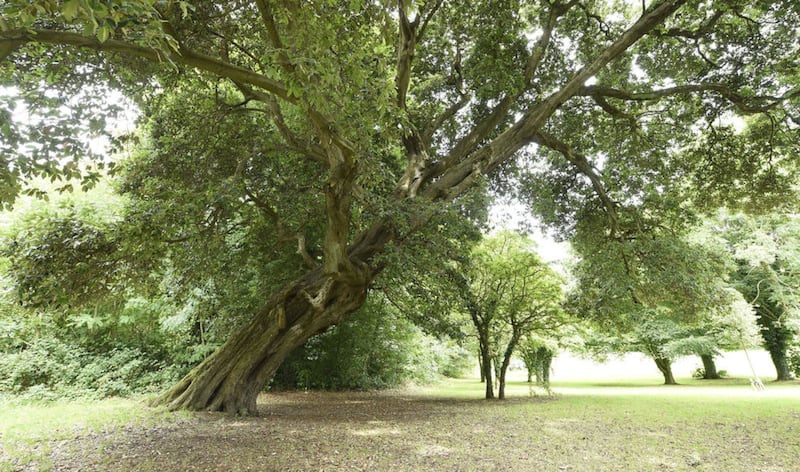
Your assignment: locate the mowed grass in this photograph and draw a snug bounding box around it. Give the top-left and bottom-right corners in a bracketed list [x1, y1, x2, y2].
[1, 377, 799, 471]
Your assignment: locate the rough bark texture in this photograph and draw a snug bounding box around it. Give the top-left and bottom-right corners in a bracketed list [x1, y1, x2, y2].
[154, 225, 392, 413]
[700, 354, 720, 380]
[154, 269, 370, 413]
[654, 357, 677, 385]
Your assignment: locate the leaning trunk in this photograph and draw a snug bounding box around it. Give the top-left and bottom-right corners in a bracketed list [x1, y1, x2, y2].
[498, 333, 521, 400]
[154, 267, 370, 413]
[700, 354, 720, 380]
[653, 357, 677, 385]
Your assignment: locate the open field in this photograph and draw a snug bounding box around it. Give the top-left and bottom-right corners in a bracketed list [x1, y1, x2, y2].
[2, 353, 799, 471]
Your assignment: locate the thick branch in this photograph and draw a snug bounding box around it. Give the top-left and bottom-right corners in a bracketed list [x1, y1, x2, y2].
[578, 83, 800, 114]
[421, 0, 688, 201]
[659, 10, 724, 39]
[1, 29, 292, 100]
[531, 131, 620, 236]
[253, 0, 295, 75]
[434, 2, 569, 176]
[395, 0, 420, 110]
[421, 94, 469, 149]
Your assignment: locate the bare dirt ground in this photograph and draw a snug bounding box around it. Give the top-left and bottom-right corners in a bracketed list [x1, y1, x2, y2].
[41, 383, 800, 472]
[50, 391, 526, 471]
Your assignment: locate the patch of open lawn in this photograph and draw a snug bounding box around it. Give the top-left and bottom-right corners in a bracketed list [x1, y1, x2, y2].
[3, 378, 799, 471]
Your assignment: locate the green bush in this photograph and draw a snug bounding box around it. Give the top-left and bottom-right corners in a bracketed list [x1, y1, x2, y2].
[0, 338, 185, 400]
[272, 300, 469, 391]
[788, 347, 800, 378]
[692, 367, 728, 379]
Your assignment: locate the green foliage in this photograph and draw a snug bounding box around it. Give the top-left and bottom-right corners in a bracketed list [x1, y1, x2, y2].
[788, 347, 800, 378]
[715, 212, 800, 378]
[273, 297, 470, 391]
[3, 0, 800, 405]
[0, 337, 182, 400]
[692, 367, 727, 379]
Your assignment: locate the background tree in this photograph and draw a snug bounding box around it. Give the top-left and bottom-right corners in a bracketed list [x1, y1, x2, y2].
[449, 232, 564, 399]
[568, 221, 742, 384]
[718, 213, 800, 380]
[667, 291, 761, 380]
[3, 1, 800, 412]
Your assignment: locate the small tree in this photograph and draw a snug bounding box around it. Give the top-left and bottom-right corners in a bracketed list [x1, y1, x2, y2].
[519, 335, 558, 386]
[450, 232, 564, 399]
[719, 213, 800, 381]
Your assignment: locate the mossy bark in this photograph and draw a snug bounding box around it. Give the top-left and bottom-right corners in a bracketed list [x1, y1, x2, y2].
[768, 348, 794, 381]
[537, 348, 552, 386]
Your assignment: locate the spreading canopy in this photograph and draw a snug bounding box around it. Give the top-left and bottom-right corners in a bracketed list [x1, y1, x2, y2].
[2, 0, 800, 411]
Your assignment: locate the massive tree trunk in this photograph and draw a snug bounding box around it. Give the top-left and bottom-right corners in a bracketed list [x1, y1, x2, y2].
[154, 224, 391, 413]
[154, 268, 371, 413]
[653, 357, 677, 385]
[700, 354, 720, 380]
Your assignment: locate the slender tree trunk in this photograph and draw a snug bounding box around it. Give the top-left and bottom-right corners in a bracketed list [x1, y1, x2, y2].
[700, 354, 720, 380]
[526, 369, 532, 383]
[498, 357, 508, 400]
[653, 357, 677, 385]
[478, 331, 494, 399]
[478, 347, 486, 383]
[498, 333, 521, 400]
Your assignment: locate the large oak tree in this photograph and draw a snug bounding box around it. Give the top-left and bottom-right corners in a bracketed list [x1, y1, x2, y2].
[2, 1, 799, 413]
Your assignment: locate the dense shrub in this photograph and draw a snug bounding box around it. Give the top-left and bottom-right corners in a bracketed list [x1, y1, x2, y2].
[272, 301, 471, 391]
[0, 337, 187, 400]
[788, 347, 800, 378]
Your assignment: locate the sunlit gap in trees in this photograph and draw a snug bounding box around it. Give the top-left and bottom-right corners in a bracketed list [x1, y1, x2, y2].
[2, 84, 138, 199]
[487, 197, 571, 267]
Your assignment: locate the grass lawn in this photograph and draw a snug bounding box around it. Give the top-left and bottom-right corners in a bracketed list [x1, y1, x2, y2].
[1, 377, 798, 471]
